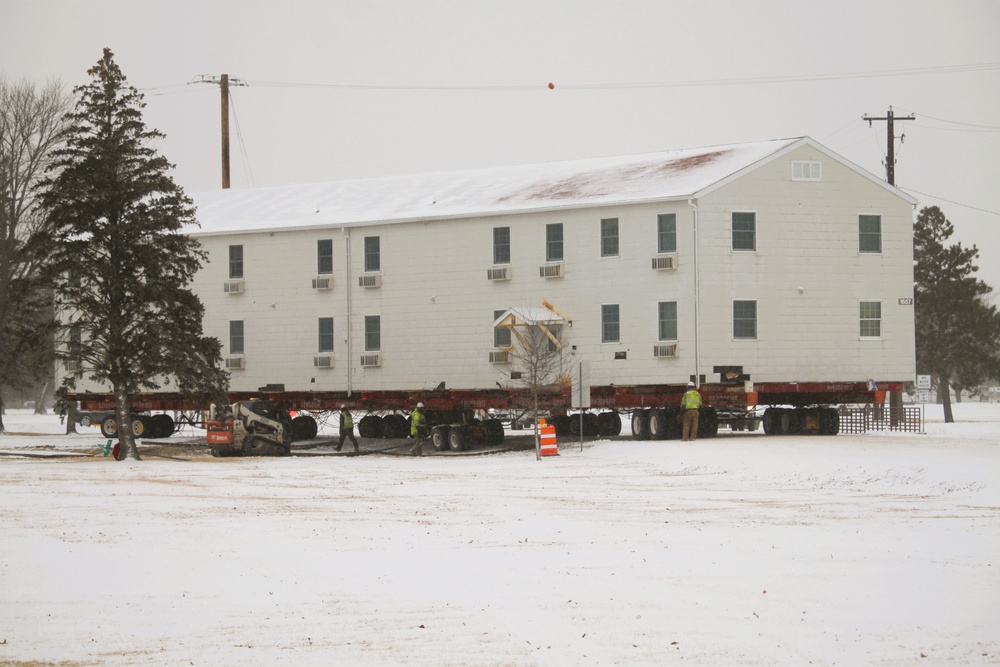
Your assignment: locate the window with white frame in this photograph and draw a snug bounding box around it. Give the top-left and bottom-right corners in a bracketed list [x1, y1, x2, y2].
[733, 300, 757, 339]
[317, 239, 333, 274]
[601, 218, 619, 257]
[657, 213, 677, 253]
[860, 301, 882, 338]
[493, 309, 511, 347]
[229, 245, 243, 279]
[493, 226, 510, 264]
[364, 315, 381, 351]
[732, 212, 756, 251]
[792, 160, 823, 181]
[546, 223, 564, 262]
[318, 317, 334, 352]
[364, 236, 380, 272]
[229, 320, 245, 354]
[859, 215, 882, 253]
[601, 304, 620, 343]
[658, 301, 678, 340]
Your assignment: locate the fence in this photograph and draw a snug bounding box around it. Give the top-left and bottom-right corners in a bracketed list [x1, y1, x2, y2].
[838, 405, 923, 434]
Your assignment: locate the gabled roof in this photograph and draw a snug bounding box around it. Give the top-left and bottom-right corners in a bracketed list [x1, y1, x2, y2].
[188, 137, 916, 236]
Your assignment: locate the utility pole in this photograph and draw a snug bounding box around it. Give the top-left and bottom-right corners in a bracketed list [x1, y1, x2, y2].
[192, 74, 247, 189]
[863, 106, 915, 186]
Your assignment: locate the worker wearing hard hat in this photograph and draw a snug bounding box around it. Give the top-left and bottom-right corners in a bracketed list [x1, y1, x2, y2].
[681, 382, 703, 441]
[336, 404, 359, 453]
[409, 402, 428, 456]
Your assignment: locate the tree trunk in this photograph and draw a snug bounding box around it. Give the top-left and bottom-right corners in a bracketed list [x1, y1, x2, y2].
[65, 401, 78, 434]
[0, 386, 5, 433]
[35, 381, 48, 414]
[533, 390, 541, 461]
[114, 387, 140, 460]
[940, 375, 955, 424]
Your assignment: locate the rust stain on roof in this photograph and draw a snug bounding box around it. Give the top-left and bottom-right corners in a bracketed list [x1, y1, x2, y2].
[495, 149, 732, 205]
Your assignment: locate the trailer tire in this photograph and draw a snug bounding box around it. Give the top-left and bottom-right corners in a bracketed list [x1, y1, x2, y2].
[431, 425, 451, 451]
[448, 425, 468, 452]
[550, 415, 571, 437]
[780, 410, 804, 435]
[100, 415, 118, 438]
[291, 415, 318, 441]
[484, 419, 505, 446]
[762, 408, 779, 435]
[605, 411, 623, 436]
[358, 415, 385, 439]
[648, 409, 669, 440]
[131, 416, 149, 438]
[820, 408, 840, 435]
[384, 414, 409, 439]
[631, 410, 650, 440]
[150, 414, 174, 439]
[698, 408, 719, 438]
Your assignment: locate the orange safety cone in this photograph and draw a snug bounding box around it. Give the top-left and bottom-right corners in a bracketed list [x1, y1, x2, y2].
[539, 419, 559, 456]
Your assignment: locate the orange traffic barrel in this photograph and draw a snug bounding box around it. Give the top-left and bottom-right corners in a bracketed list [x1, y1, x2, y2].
[540, 420, 558, 456]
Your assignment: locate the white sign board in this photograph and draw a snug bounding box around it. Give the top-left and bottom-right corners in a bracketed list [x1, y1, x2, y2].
[571, 360, 591, 408]
[917, 390, 930, 403]
[916, 375, 931, 390]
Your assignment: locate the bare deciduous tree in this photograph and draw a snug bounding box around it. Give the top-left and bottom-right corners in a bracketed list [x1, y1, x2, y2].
[0, 77, 70, 432]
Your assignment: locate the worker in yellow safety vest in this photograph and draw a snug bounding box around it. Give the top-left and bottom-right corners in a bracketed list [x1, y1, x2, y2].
[680, 382, 703, 441]
[336, 404, 359, 453]
[409, 402, 428, 456]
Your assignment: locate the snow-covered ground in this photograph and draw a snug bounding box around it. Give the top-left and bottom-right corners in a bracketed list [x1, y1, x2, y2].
[1, 404, 998, 666]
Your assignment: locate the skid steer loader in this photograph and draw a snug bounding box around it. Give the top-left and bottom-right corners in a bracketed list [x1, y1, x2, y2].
[208, 399, 293, 457]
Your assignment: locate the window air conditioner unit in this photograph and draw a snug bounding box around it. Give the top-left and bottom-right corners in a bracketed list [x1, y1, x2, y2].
[224, 279, 245, 294]
[487, 267, 511, 281]
[359, 274, 381, 288]
[360, 353, 381, 368]
[489, 350, 510, 363]
[652, 255, 677, 271]
[312, 276, 333, 290]
[539, 263, 564, 278]
[313, 355, 334, 368]
[226, 356, 245, 369]
[653, 343, 678, 358]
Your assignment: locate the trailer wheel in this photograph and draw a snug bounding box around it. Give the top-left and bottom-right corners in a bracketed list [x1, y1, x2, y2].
[599, 411, 623, 437]
[292, 415, 318, 441]
[631, 410, 650, 440]
[150, 414, 175, 439]
[358, 415, 385, 438]
[820, 408, 840, 435]
[648, 409, 669, 440]
[431, 425, 451, 451]
[100, 415, 118, 438]
[698, 408, 719, 438]
[780, 410, 804, 435]
[762, 408, 779, 435]
[448, 425, 468, 452]
[484, 419, 505, 446]
[131, 416, 150, 438]
[384, 414, 409, 439]
[551, 415, 571, 436]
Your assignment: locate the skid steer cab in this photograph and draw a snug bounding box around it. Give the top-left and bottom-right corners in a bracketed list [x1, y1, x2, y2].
[208, 400, 293, 457]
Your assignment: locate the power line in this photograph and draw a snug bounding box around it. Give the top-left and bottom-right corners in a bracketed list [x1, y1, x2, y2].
[144, 61, 1000, 95]
[899, 187, 1000, 217]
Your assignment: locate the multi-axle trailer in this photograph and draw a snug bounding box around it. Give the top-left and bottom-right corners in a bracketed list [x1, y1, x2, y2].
[67, 373, 899, 453]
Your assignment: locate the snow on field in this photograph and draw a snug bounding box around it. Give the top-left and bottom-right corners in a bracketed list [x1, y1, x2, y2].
[1, 404, 999, 666]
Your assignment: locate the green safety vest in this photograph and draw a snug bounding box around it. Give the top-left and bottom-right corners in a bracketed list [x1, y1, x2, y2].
[411, 409, 425, 436]
[681, 389, 702, 411]
[341, 411, 353, 429]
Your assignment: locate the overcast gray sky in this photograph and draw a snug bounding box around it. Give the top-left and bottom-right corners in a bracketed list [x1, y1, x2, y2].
[4, 0, 1000, 289]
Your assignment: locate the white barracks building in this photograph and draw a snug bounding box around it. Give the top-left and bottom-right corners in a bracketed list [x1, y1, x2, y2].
[185, 137, 916, 394]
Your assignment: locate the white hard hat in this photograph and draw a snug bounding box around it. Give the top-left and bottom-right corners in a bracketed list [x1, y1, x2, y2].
[417, 402, 424, 408]
[687, 382, 695, 388]
[340, 404, 346, 409]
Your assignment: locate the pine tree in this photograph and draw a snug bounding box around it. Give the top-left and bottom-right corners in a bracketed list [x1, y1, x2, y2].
[41, 49, 228, 459]
[914, 205, 1000, 423]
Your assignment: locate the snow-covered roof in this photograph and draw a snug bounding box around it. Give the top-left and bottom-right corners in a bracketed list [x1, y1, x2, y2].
[493, 306, 565, 328]
[187, 137, 913, 236]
